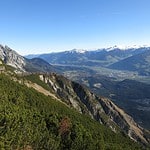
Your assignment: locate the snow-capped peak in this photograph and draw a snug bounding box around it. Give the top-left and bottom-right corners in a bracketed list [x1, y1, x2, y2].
[106, 45, 150, 51]
[69, 49, 87, 54]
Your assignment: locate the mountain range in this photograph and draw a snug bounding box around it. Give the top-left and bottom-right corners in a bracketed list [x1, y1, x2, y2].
[0, 44, 150, 149]
[26, 46, 150, 76]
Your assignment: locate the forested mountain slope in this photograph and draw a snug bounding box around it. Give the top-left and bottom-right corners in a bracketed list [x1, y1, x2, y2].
[1, 74, 147, 150]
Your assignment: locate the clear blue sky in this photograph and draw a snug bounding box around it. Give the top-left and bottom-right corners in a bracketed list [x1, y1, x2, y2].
[0, 0, 150, 55]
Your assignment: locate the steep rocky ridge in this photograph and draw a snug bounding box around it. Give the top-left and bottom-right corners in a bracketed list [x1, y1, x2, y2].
[0, 73, 146, 149]
[36, 73, 150, 145]
[0, 45, 26, 72]
[72, 75, 150, 129]
[0, 45, 56, 73]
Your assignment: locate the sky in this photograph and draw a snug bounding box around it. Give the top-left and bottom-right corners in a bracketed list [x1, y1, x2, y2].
[0, 0, 150, 55]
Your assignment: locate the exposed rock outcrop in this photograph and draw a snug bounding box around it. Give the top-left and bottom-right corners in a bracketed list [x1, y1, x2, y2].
[0, 45, 26, 71]
[0, 44, 57, 73]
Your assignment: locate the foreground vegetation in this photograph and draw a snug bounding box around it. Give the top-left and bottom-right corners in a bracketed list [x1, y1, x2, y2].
[0, 74, 147, 149]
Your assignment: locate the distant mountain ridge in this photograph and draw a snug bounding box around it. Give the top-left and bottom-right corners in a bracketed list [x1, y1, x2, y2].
[25, 46, 150, 69]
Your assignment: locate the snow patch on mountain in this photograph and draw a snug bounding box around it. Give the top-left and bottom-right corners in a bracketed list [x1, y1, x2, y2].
[106, 45, 150, 51]
[68, 49, 87, 54]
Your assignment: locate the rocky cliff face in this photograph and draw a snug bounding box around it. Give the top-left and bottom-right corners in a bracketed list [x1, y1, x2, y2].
[39, 73, 150, 145]
[0, 45, 57, 73]
[0, 45, 26, 71]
